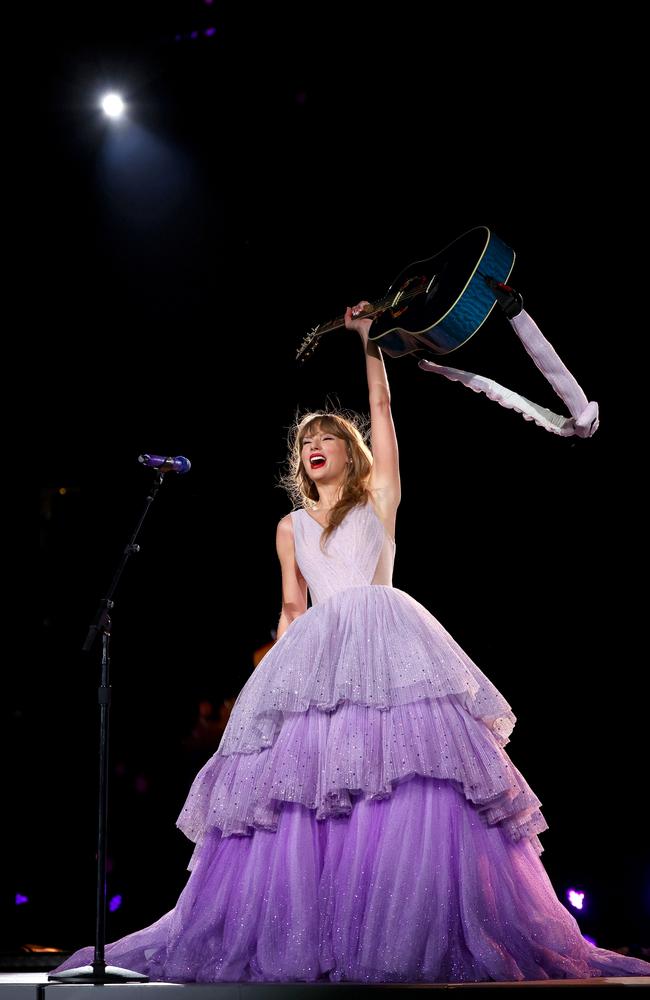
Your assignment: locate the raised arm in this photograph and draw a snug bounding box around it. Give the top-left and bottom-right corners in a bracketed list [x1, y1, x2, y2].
[344, 303, 401, 512]
[275, 514, 308, 640]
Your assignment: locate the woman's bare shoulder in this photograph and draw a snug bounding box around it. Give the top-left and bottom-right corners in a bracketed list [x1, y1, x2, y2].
[276, 511, 297, 547]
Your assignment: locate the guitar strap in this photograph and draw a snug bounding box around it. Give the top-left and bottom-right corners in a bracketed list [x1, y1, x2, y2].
[417, 308, 599, 438]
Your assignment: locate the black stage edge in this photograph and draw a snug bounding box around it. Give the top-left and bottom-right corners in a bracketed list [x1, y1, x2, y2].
[1, 973, 650, 995]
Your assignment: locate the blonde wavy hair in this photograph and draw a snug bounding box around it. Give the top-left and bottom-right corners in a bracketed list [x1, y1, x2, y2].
[278, 408, 373, 550]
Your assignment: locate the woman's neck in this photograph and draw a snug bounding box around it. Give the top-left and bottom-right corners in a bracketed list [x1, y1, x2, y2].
[313, 484, 343, 510]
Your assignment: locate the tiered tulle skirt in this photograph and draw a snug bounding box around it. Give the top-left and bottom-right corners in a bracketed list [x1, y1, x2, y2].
[50, 586, 650, 982]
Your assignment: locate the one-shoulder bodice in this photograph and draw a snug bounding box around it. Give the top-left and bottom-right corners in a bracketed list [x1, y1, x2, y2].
[290, 500, 396, 606]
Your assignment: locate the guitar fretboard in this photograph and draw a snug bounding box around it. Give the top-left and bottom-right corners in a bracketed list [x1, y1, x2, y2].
[296, 277, 429, 360]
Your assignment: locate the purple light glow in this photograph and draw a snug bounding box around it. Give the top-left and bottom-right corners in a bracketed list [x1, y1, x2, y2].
[190, 31, 199, 39]
[134, 773, 149, 794]
[566, 887, 586, 911]
[204, 27, 216, 37]
[109, 895, 122, 912]
[583, 934, 598, 947]
[16, 893, 29, 905]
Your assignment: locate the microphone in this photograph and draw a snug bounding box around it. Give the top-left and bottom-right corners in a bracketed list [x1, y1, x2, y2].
[138, 454, 191, 474]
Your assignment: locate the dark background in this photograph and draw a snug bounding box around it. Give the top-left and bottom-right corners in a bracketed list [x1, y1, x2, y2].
[15, 0, 647, 959]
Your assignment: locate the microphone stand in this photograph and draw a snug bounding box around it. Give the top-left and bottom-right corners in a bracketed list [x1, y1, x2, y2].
[49, 470, 172, 983]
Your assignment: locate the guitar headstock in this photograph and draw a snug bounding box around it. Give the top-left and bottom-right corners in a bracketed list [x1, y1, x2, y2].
[296, 325, 322, 363]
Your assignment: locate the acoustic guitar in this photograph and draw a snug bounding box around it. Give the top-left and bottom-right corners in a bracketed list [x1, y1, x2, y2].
[296, 226, 515, 361]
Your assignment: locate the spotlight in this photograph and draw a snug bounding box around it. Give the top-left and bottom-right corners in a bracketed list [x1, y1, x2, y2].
[101, 93, 125, 119]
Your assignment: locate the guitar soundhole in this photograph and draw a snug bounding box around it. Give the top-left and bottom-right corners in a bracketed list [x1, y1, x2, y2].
[425, 261, 448, 304]
[392, 275, 427, 318]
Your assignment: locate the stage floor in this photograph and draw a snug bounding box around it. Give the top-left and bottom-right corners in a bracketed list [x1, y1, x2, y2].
[1, 971, 649, 994]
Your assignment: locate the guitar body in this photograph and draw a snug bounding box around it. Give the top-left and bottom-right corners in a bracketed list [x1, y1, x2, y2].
[369, 226, 515, 358]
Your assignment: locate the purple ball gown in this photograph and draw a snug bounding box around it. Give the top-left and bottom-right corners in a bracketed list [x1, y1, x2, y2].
[51, 500, 650, 982]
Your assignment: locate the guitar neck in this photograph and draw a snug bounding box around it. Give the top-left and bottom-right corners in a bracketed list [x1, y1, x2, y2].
[297, 285, 426, 361]
[314, 294, 396, 336]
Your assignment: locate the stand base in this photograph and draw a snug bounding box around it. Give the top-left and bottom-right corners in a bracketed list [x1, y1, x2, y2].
[48, 964, 149, 983]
